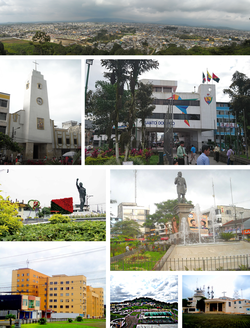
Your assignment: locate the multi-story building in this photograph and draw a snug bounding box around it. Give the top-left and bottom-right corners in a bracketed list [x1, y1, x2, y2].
[11, 268, 103, 318]
[215, 102, 243, 150]
[86, 286, 104, 318]
[117, 202, 150, 234]
[139, 79, 217, 151]
[0, 92, 10, 135]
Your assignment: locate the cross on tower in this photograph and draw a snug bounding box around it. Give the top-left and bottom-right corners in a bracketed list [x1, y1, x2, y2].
[33, 61, 39, 70]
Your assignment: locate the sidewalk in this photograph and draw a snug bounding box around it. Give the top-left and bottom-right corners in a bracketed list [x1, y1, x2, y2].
[172, 150, 227, 165]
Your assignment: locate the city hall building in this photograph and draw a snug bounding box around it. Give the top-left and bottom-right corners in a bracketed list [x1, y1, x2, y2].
[139, 79, 217, 151]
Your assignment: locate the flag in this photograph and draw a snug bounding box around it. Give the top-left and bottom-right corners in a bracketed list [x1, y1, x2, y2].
[207, 71, 211, 82]
[202, 72, 206, 83]
[212, 73, 220, 83]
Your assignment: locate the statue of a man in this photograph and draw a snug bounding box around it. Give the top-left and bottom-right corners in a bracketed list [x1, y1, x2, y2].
[76, 178, 86, 211]
[174, 171, 187, 203]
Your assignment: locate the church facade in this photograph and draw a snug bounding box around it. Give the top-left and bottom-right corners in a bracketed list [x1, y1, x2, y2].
[2, 66, 81, 161]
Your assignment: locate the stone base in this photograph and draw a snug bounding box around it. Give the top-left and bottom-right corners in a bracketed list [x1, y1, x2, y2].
[174, 202, 194, 232]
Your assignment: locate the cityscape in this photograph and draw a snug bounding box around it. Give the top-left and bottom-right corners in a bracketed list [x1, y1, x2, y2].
[1, 22, 250, 54]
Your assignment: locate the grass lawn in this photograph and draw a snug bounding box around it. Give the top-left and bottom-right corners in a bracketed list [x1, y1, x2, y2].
[183, 313, 250, 328]
[22, 319, 106, 328]
[111, 251, 165, 271]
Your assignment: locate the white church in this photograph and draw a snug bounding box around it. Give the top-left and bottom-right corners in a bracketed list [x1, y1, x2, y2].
[0, 63, 81, 161]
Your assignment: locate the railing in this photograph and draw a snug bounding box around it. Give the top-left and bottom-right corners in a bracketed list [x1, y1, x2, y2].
[111, 254, 250, 271]
[162, 254, 250, 271]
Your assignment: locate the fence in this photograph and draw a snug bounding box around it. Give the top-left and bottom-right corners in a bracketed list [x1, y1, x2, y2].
[161, 254, 250, 271]
[111, 254, 250, 271]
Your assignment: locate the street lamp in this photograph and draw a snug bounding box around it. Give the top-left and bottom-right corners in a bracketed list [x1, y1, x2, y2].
[240, 211, 244, 240]
[85, 59, 93, 99]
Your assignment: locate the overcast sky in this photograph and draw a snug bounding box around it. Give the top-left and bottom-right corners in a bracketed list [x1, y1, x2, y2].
[0, 167, 106, 211]
[110, 272, 178, 303]
[183, 274, 250, 300]
[110, 168, 250, 216]
[1, 0, 250, 30]
[0, 58, 81, 128]
[86, 57, 250, 104]
[0, 242, 106, 302]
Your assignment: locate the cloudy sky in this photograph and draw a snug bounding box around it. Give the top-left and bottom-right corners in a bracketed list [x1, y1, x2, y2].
[110, 272, 178, 303]
[86, 57, 250, 104]
[110, 168, 250, 216]
[183, 274, 250, 300]
[1, 0, 250, 30]
[0, 58, 81, 127]
[0, 242, 106, 302]
[0, 167, 106, 211]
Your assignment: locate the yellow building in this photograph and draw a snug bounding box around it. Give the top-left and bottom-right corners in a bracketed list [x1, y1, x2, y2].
[86, 286, 104, 318]
[11, 268, 103, 318]
[0, 92, 10, 135]
[48, 274, 87, 316]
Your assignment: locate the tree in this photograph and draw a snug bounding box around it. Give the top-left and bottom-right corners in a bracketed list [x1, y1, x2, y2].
[5, 314, 16, 326]
[0, 194, 23, 238]
[136, 82, 156, 149]
[111, 218, 141, 238]
[144, 199, 193, 231]
[0, 41, 6, 55]
[220, 232, 235, 241]
[101, 60, 130, 163]
[0, 133, 21, 152]
[32, 31, 51, 43]
[196, 297, 206, 312]
[124, 60, 159, 161]
[223, 71, 250, 157]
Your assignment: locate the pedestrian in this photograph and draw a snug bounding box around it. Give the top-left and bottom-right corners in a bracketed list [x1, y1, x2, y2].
[214, 144, 220, 162]
[197, 144, 210, 165]
[227, 145, 235, 165]
[177, 141, 187, 165]
[190, 144, 196, 164]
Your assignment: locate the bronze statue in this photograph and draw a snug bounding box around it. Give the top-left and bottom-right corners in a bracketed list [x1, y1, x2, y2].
[76, 178, 86, 211]
[174, 171, 187, 203]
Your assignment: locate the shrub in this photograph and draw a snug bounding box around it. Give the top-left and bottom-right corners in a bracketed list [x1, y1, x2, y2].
[49, 214, 71, 224]
[0, 196, 23, 236]
[38, 318, 47, 325]
[76, 316, 83, 322]
[68, 318, 73, 323]
[85, 157, 108, 165]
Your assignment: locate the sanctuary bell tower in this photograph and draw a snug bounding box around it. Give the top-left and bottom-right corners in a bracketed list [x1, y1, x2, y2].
[23, 61, 53, 159]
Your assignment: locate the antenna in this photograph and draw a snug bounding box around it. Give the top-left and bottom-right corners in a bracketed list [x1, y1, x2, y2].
[26, 259, 29, 268]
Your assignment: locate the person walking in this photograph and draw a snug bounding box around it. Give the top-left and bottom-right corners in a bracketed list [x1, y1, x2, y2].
[214, 144, 220, 162]
[190, 144, 196, 164]
[227, 145, 235, 165]
[197, 144, 210, 165]
[177, 141, 187, 165]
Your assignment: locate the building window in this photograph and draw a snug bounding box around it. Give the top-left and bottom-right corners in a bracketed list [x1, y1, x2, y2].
[58, 137, 62, 144]
[50, 288, 53, 291]
[60, 293, 63, 296]
[54, 282, 58, 285]
[66, 139, 70, 145]
[54, 288, 57, 291]
[66, 293, 69, 296]
[0, 99, 8, 108]
[50, 294, 53, 296]
[65, 306, 69, 309]
[37, 83, 42, 89]
[0, 113, 7, 121]
[60, 300, 63, 302]
[54, 300, 57, 302]
[66, 287, 69, 290]
[60, 305, 63, 309]
[54, 294, 57, 296]
[50, 282, 53, 285]
[54, 305, 57, 309]
[60, 287, 63, 290]
[60, 282, 63, 285]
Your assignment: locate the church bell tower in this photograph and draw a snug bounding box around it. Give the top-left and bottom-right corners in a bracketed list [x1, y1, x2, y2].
[23, 61, 53, 159]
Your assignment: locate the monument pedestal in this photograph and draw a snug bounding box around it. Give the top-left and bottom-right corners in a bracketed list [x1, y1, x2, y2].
[171, 203, 194, 244]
